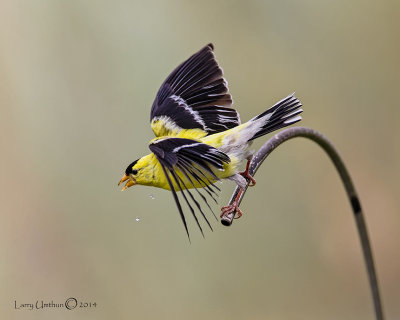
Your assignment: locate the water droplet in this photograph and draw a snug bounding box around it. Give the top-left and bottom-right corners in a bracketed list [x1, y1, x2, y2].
[135, 217, 140, 222]
[149, 194, 155, 200]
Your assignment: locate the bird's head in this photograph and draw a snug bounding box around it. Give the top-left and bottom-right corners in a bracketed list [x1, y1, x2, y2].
[118, 159, 141, 191]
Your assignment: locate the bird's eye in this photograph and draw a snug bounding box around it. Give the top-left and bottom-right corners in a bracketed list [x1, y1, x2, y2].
[132, 169, 138, 175]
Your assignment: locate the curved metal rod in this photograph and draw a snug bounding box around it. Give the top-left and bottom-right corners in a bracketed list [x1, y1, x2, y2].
[221, 126, 384, 320]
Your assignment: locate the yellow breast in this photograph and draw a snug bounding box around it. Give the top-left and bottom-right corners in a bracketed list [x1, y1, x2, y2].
[141, 125, 248, 191]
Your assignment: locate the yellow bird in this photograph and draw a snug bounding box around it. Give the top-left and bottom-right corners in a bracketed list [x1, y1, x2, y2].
[118, 44, 302, 238]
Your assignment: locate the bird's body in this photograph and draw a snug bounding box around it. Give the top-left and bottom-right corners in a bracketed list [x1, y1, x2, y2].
[119, 44, 303, 237]
[135, 123, 248, 191]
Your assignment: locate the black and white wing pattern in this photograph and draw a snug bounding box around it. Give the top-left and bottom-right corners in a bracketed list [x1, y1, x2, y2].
[150, 44, 240, 137]
[149, 137, 231, 239]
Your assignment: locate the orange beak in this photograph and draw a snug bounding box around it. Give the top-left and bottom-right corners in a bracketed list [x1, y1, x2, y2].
[118, 174, 129, 186]
[118, 174, 136, 191]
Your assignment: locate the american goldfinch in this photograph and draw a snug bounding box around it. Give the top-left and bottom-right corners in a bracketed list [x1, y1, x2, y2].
[118, 44, 302, 238]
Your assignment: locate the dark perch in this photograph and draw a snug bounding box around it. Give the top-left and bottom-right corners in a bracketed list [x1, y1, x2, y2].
[221, 126, 384, 320]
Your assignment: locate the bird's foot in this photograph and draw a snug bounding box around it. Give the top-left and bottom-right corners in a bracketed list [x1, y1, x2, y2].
[220, 201, 243, 219]
[239, 158, 256, 186]
[240, 171, 256, 186]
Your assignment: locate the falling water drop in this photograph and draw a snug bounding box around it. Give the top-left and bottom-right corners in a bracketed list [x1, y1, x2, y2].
[135, 217, 140, 222]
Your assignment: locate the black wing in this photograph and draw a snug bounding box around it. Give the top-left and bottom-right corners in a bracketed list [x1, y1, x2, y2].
[149, 137, 231, 238]
[150, 44, 240, 137]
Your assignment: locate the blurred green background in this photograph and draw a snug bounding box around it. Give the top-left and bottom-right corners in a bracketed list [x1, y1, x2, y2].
[1, 0, 399, 319]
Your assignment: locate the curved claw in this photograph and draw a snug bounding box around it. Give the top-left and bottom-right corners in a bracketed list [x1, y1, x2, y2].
[220, 202, 243, 219]
[239, 158, 256, 187]
[243, 174, 256, 187]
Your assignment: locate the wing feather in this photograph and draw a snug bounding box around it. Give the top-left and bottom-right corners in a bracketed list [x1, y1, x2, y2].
[169, 170, 205, 237]
[176, 163, 217, 220]
[178, 158, 220, 202]
[150, 44, 240, 137]
[149, 137, 230, 235]
[159, 164, 190, 240]
[174, 170, 214, 231]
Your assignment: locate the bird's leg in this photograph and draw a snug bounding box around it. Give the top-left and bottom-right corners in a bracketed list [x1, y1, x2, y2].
[220, 189, 244, 219]
[220, 157, 256, 219]
[239, 157, 256, 186]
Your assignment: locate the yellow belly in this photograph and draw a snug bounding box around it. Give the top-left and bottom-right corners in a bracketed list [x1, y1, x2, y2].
[140, 154, 238, 191]
[141, 125, 249, 191]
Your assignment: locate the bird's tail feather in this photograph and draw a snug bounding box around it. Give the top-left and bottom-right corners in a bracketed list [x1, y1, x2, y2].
[248, 93, 302, 141]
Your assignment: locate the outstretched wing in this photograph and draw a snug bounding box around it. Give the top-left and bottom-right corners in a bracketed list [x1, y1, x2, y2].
[149, 137, 230, 239]
[150, 44, 240, 137]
